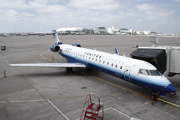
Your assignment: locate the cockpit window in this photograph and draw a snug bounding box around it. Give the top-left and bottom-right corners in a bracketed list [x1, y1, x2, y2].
[139, 69, 150, 75]
[139, 69, 161, 76]
[149, 70, 161, 76]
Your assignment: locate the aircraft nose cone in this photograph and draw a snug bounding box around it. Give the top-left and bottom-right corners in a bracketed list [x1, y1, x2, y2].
[166, 84, 176, 93]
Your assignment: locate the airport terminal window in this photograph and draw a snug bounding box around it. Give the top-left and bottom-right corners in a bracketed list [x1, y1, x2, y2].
[139, 69, 150, 75]
[149, 70, 161, 76]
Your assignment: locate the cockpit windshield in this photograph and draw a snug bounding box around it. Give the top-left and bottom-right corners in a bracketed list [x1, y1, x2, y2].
[139, 69, 161, 76]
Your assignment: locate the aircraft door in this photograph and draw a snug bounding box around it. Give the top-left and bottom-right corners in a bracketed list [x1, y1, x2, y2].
[124, 66, 131, 80]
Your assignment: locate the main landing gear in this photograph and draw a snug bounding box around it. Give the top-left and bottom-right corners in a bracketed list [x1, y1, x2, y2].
[66, 67, 73, 73]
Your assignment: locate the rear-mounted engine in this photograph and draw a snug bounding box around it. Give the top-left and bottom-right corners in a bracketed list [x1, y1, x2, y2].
[72, 43, 81, 47]
[50, 44, 60, 52]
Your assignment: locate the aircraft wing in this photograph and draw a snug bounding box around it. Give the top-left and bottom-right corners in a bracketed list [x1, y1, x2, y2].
[9, 63, 86, 68]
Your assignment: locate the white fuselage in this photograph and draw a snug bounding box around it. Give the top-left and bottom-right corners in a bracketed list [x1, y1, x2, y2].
[58, 44, 176, 93]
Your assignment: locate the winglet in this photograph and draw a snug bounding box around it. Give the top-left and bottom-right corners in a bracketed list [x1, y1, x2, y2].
[115, 48, 119, 54]
[52, 30, 62, 44]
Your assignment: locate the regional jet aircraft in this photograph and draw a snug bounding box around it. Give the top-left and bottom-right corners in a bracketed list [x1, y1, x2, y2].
[9, 30, 176, 98]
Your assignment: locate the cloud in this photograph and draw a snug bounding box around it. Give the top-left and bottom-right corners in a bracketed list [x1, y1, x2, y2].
[0, 0, 179, 33]
[67, 0, 120, 11]
[174, 0, 180, 2]
[0, 0, 29, 9]
[136, 3, 154, 11]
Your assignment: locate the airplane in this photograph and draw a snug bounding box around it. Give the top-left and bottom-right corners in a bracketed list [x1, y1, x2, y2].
[8, 30, 176, 98]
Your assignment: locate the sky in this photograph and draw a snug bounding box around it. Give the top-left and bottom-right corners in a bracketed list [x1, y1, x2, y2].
[0, 0, 180, 33]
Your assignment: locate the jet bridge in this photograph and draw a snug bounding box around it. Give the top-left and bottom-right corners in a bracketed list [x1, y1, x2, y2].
[130, 46, 180, 77]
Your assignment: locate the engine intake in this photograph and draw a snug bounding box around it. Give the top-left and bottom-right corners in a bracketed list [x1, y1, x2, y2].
[50, 44, 60, 52]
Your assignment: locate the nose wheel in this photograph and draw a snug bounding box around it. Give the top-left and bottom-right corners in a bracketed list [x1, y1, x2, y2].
[150, 91, 160, 99]
[66, 67, 73, 73]
[149, 91, 160, 105]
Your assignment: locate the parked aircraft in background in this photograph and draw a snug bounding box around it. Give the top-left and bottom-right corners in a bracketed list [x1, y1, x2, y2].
[8, 30, 176, 98]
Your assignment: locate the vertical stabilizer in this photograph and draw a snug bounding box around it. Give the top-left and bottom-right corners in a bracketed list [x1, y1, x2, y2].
[115, 48, 119, 54]
[52, 30, 61, 44]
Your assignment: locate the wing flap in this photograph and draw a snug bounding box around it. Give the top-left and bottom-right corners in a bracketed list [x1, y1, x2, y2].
[9, 63, 86, 68]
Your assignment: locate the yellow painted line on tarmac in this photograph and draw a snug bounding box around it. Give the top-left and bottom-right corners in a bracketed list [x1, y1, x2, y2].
[40, 50, 55, 63]
[157, 98, 180, 108]
[40, 50, 180, 109]
[90, 75, 150, 99]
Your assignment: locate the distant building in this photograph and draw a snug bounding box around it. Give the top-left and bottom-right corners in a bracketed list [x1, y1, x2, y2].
[119, 28, 136, 35]
[136, 31, 144, 35]
[94, 27, 108, 35]
[144, 31, 151, 35]
[143, 31, 156, 35]
[57, 27, 83, 32]
[107, 25, 119, 34]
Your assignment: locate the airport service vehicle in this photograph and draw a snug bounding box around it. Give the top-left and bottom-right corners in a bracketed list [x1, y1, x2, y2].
[9, 30, 176, 97]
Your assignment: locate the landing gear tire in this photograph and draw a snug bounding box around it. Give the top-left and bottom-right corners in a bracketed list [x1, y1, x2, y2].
[149, 91, 160, 105]
[66, 67, 73, 73]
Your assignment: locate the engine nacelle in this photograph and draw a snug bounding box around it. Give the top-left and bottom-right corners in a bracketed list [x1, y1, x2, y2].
[50, 44, 60, 52]
[72, 43, 81, 47]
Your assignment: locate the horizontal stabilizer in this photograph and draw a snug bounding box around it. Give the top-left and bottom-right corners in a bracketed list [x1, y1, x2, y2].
[9, 63, 86, 68]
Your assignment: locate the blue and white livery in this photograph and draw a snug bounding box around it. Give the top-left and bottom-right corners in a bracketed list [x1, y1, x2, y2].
[9, 30, 176, 97]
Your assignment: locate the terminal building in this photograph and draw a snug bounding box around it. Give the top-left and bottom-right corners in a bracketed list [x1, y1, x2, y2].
[94, 27, 108, 35]
[56, 27, 94, 35]
[119, 28, 136, 35]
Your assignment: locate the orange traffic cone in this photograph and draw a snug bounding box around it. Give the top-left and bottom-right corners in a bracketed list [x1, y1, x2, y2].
[52, 55, 54, 61]
[4, 70, 6, 77]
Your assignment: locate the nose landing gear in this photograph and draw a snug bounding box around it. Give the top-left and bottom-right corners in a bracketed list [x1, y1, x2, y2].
[149, 91, 160, 105]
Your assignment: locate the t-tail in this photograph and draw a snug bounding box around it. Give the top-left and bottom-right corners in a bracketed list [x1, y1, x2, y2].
[50, 30, 62, 52]
[52, 30, 62, 45]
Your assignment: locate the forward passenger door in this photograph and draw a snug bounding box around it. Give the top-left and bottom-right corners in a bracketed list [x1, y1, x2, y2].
[124, 66, 131, 80]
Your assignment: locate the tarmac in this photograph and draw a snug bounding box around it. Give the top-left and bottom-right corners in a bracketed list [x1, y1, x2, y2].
[0, 34, 180, 120]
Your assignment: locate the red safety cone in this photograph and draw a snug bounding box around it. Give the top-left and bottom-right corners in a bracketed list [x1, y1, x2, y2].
[52, 55, 54, 61]
[4, 70, 6, 77]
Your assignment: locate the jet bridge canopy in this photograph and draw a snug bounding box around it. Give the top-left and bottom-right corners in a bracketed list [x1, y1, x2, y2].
[130, 49, 166, 74]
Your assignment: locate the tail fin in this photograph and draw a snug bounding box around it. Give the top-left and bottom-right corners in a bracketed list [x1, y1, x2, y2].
[115, 48, 119, 55]
[52, 30, 61, 44]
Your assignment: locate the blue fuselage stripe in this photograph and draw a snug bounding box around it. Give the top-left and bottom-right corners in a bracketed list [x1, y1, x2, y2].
[60, 52, 168, 92]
